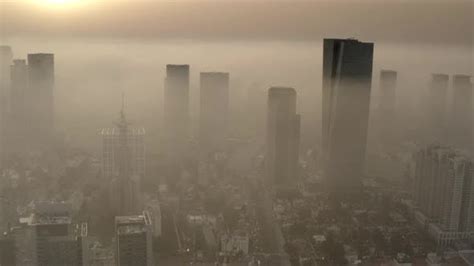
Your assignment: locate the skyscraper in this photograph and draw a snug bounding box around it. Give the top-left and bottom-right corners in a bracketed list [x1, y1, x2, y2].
[0, 46, 13, 167]
[115, 212, 153, 266]
[9, 59, 28, 151]
[378, 70, 398, 147]
[106, 101, 143, 216]
[414, 145, 474, 246]
[427, 74, 449, 143]
[322, 38, 374, 191]
[27, 53, 55, 147]
[164, 64, 190, 158]
[450, 75, 472, 152]
[199, 72, 229, 153]
[266, 87, 300, 187]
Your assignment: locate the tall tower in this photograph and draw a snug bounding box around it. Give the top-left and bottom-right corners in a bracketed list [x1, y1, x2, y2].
[107, 98, 142, 216]
[427, 74, 449, 144]
[0, 46, 13, 167]
[378, 70, 398, 146]
[9, 59, 28, 151]
[199, 72, 229, 153]
[266, 87, 300, 188]
[450, 75, 472, 152]
[27, 53, 55, 147]
[322, 38, 374, 192]
[164, 64, 190, 159]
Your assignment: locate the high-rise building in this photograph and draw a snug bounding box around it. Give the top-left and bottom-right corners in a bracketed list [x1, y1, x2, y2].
[105, 103, 143, 216]
[8, 59, 28, 152]
[427, 74, 449, 143]
[0, 46, 13, 167]
[27, 53, 55, 147]
[115, 212, 153, 266]
[199, 72, 229, 153]
[450, 75, 472, 152]
[413, 145, 474, 246]
[322, 38, 374, 191]
[377, 70, 398, 147]
[266, 87, 300, 188]
[164, 64, 190, 158]
[12, 202, 90, 265]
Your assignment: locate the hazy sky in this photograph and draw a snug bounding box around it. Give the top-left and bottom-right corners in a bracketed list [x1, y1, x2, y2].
[2, 0, 473, 45]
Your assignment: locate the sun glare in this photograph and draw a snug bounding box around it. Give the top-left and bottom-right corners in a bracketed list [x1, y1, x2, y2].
[32, 0, 84, 9]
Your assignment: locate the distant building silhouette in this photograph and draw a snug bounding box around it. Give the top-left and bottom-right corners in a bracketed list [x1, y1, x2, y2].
[414, 144, 474, 246]
[8, 59, 28, 152]
[105, 100, 143, 216]
[199, 72, 229, 153]
[450, 75, 472, 152]
[27, 53, 55, 148]
[164, 64, 190, 159]
[427, 74, 449, 144]
[322, 38, 374, 191]
[266, 87, 300, 188]
[379, 70, 398, 145]
[115, 212, 153, 266]
[0, 45, 13, 167]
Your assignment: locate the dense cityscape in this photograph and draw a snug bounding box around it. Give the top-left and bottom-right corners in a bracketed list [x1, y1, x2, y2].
[0, 1, 473, 266]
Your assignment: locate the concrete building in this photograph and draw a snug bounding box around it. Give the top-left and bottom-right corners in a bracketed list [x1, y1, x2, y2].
[322, 38, 374, 191]
[427, 74, 449, 144]
[199, 72, 229, 153]
[115, 212, 153, 266]
[450, 75, 472, 152]
[106, 104, 142, 216]
[12, 202, 90, 265]
[27, 53, 55, 147]
[164, 64, 190, 159]
[0, 46, 13, 167]
[266, 87, 300, 188]
[414, 145, 474, 246]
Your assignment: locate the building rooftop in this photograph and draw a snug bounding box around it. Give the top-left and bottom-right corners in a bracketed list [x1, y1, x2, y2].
[101, 127, 145, 136]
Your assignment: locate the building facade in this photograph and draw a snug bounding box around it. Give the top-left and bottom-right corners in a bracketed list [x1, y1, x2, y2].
[199, 72, 229, 153]
[450, 75, 472, 153]
[266, 87, 300, 188]
[27, 53, 55, 148]
[115, 212, 153, 266]
[414, 144, 474, 246]
[164, 64, 190, 159]
[322, 38, 374, 191]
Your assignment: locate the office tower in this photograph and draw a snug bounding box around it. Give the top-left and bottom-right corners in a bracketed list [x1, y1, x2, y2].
[450, 75, 472, 152]
[0, 46, 13, 167]
[12, 202, 90, 265]
[164, 64, 190, 158]
[9, 59, 28, 151]
[106, 104, 142, 216]
[115, 212, 153, 266]
[427, 74, 449, 143]
[247, 84, 267, 142]
[322, 38, 374, 191]
[413, 145, 474, 246]
[266, 87, 300, 187]
[199, 72, 229, 153]
[27, 53, 55, 147]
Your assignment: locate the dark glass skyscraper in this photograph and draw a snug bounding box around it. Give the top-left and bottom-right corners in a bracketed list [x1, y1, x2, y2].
[266, 87, 300, 188]
[322, 39, 374, 191]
